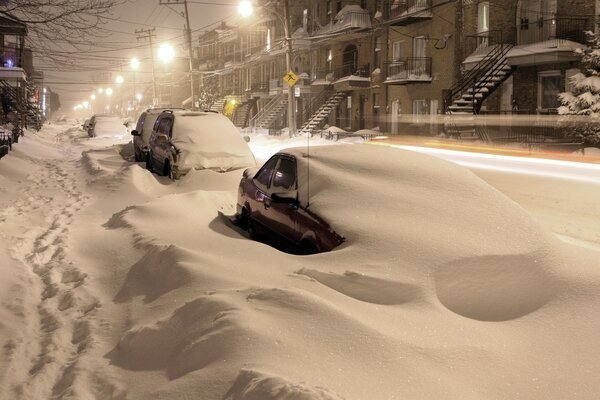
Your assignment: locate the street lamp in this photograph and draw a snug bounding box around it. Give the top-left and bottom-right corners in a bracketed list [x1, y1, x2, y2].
[238, 0, 296, 137]
[158, 43, 175, 63]
[238, 0, 253, 18]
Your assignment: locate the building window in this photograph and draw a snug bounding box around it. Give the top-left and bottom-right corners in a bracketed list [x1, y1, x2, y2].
[361, 0, 367, 9]
[326, 48, 332, 72]
[538, 71, 561, 111]
[478, 1, 490, 47]
[392, 41, 405, 61]
[374, 36, 382, 69]
[327, 0, 332, 16]
[373, 93, 380, 109]
[413, 99, 428, 115]
[303, 9, 308, 31]
[266, 28, 271, 52]
[336, 1, 342, 14]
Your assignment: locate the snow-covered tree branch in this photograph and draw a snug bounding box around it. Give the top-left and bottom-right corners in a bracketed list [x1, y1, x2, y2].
[558, 31, 600, 146]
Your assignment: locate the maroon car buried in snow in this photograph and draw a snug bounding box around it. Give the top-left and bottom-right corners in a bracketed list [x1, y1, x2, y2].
[236, 150, 345, 254]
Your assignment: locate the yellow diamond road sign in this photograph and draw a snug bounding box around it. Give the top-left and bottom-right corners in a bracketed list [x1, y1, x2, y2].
[283, 71, 299, 87]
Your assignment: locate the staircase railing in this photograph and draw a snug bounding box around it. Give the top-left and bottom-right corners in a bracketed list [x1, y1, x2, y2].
[445, 30, 513, 114]
[301, 89, 333, 125]
[249, 93, 285, 128]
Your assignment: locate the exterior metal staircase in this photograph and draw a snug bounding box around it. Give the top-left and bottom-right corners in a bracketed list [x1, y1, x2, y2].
[209, 98, 226, 113]
[232, 99, 256, 128]
[446, 43, 514, 115]
[299, 91, 348, 134]
[250, 93, 287, 129]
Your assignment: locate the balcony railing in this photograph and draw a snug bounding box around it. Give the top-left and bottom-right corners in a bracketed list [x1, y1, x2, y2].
[388, 0, 432, 24]
[385, 58, 432, 83]
[313, 63, 371, 83]
[312, 9, 371, 37]
[516, 16, 590, 45]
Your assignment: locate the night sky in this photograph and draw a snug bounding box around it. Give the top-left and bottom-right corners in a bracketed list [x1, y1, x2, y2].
[39, 0, 234, 110]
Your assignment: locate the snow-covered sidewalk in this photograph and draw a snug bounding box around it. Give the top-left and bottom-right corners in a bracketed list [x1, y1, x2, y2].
[1, 124, 599, 400]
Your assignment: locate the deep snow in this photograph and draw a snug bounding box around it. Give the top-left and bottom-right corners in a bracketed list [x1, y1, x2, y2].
[0, 123, 599, 400]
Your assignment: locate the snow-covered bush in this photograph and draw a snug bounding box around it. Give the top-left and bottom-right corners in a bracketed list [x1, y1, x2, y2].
[558, 31, 600, 146]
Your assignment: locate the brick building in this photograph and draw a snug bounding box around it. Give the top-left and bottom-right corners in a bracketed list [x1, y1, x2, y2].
[193, 0, 597, 136]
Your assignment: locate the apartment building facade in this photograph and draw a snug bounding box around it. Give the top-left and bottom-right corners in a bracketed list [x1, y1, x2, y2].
[194, 0, 596, 135]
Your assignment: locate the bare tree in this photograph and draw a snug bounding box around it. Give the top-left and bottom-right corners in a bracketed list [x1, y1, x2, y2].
[1, 0, 130, 67]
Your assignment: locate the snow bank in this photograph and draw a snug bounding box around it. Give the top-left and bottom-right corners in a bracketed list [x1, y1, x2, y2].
[1, 125, 600, 400]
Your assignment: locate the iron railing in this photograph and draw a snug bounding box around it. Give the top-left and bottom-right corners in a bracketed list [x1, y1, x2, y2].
[386, 57, 432, 81]
[516, 16, 590, 45]
[388, 0, 432, 20]
[313, 63, 371, 82]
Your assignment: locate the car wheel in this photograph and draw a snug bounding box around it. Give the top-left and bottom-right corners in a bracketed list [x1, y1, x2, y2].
[164, 159, 174, 180]
[146, 153, 154, 172]
[299, 240, 319, 255]
[247, 216, 258, 240]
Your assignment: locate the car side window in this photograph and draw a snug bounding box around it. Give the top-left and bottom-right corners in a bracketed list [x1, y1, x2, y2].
[158, 118, 171, 137]
[136, 113, 146, 132]
[255, 156, 278, 188]
[272, 158, 296, 191]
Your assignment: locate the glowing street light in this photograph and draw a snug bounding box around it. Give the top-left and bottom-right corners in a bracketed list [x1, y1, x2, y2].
[136, 93, 143, 102]
[130, 58, 140, 70]
[116, 75, 124, 84]
[158, 43, 175, 63]
[98, 88, 104, 94]
[238, 0, 254, 17]
[106, 88, 113, 96]
[91, 94, 96, 100]
[83, 101, 90, 109]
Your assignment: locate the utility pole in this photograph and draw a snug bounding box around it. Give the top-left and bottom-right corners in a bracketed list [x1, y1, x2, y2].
[136, 28, 158, 106]
[159, 0, 197, 110]
[282, 0, 296, 137]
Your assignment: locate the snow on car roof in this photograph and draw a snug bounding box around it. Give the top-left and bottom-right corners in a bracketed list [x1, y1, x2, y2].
[284, 144, 557, 262]
[170, 112, 256, 172]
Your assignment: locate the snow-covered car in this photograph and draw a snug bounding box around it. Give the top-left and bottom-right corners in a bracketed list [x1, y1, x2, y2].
[236, 148, 346, 254]
[87, 114, 128, 138]
[146, 110, 256, 179]
[131, 108, 184, 162]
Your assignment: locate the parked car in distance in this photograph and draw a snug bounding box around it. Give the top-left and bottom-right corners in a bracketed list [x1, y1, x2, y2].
[130, 108, 184, 162]
[146, 110, 256, 179]
[87, 114, 128, 138]
[236, 148, 345, 254]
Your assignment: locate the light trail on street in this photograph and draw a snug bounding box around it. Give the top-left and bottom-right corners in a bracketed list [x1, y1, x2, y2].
[374, 143, 600, 185]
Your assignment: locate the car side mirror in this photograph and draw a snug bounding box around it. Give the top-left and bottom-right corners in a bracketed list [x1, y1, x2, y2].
[271, 191, 299, 207]
[156, 134, 170, 145]
[131, 130, 141, 136]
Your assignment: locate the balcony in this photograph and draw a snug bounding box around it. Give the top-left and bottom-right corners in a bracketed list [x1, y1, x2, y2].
[387, 0, 432, 26]
[269, 78, 284, 96]
[250, 81, 269, 98]
[312, 63, 371, 90]
[311, 6, 371, 41]
[385, 58, 432, 84]
[508, 16, 592, 67]
[516, 16, 589, 46]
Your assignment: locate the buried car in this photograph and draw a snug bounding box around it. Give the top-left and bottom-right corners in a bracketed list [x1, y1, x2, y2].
[146, 110, 256, 179]
[236, 148, 346, 254]
[131, 107, 184, 162]
[87, 114, 128, 138]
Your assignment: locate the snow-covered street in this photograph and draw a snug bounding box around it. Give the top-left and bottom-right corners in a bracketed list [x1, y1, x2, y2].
[1, 124, 599, 400]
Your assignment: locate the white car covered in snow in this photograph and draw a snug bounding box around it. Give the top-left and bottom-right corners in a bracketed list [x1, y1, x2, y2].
[145, 110, 256, 179]
[87, 114, 128, 139]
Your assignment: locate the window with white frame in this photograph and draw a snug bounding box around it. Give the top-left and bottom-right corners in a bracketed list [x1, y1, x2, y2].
[392, 41, 404, 61]
[538, 71, 561, 111]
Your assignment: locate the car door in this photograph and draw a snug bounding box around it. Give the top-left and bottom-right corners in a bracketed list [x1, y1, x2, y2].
[265, 156, 299, 243]
[153, 116, 173, 171]
[248, 155, 278, 231]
